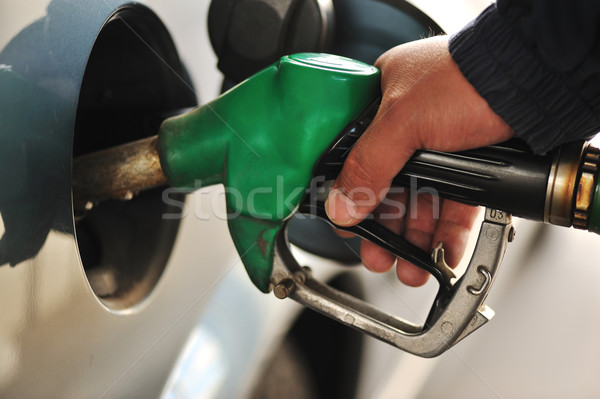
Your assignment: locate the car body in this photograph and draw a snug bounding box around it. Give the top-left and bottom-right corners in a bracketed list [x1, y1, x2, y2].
[0, 0, 448, 397]
[3, 1, 600, 398]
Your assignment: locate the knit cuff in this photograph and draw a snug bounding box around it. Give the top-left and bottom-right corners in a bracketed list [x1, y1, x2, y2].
[449, 4, 598, 154]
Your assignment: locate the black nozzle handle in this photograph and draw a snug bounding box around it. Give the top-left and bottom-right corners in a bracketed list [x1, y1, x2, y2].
[394, 140, 555, 222]
[314, 100, 566, 223]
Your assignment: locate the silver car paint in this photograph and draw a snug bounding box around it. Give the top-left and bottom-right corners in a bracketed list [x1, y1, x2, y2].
[0, 1, 251, 396]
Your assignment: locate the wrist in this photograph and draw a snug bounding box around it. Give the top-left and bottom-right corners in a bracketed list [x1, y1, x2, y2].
[449, 5, 597, 154]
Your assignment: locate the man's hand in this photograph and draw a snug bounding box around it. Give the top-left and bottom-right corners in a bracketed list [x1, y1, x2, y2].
[325, 36, 514, 286]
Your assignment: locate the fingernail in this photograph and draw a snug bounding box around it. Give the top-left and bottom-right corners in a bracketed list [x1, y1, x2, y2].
[325, 188, 357, 226]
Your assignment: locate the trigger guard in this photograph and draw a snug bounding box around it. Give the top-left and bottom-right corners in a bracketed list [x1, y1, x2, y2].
[270, 208, 512, 357]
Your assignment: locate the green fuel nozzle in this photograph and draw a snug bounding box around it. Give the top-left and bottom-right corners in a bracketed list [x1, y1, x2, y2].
[73, 53, 600, 295]
[158, 53, 380, 291]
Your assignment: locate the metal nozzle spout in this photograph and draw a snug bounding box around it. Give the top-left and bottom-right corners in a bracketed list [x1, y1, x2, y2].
[72, 135, 167, 214]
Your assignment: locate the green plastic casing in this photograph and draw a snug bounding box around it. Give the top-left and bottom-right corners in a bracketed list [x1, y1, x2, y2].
[158, 53, 380, 292]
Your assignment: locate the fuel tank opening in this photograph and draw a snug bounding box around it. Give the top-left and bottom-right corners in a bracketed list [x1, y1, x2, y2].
[73, 5, 196, 310]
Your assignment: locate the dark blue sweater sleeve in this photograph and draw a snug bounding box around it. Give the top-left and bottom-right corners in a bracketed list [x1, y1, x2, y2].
[449, 1, 600, 154]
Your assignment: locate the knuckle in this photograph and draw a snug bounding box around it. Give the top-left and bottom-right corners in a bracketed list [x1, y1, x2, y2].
[374, 50, 391, 69]
[338, 149, 375, 194]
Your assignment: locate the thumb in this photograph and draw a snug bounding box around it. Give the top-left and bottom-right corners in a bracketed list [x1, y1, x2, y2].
[324, 102, 417, 226]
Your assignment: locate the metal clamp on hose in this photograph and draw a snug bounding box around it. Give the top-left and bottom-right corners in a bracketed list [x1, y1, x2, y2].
[573, 144, 600, 229]
[545, 141, 587, 227]
[545, 141, 600, 229]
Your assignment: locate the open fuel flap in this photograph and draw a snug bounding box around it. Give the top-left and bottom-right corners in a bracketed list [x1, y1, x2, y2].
[73, 5, 196, 310]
